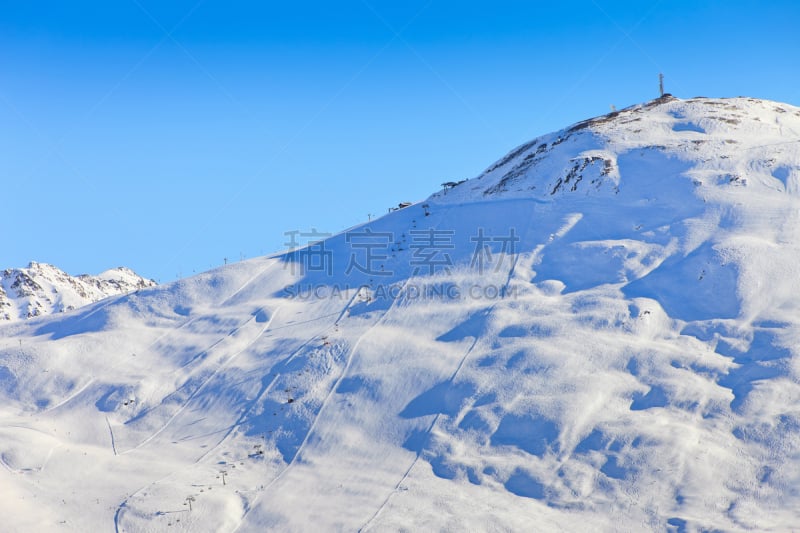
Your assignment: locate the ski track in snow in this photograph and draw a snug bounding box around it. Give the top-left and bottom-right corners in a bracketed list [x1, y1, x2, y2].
[123, 309, 280, 454]
[110, 262, 288, 530]
[27, 262, 285, 420]
[235, 203, 467, 530]
[234, 200, 461, 529]
[115, 266, 374, 530]
[233, 276, 419, 531]
[41, 376, 96, 414]
[360, 204, 540, 530]
[106, 415, 118, 456]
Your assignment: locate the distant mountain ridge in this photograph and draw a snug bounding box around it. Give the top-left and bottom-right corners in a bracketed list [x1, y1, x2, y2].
[0, 261, 156, 322]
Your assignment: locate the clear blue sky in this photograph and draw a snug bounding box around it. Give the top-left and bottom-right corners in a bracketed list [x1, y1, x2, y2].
[2, 0, 799, 282]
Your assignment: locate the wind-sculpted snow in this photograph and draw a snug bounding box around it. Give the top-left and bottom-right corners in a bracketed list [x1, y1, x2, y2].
[2, 96, 800, 531]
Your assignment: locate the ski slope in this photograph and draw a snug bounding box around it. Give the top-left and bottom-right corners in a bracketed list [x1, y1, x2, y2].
[2, 96, 800, 531]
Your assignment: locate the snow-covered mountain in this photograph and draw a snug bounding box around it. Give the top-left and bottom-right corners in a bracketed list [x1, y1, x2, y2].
[0, 262, 156, 322]
[2, 95, 800, 532]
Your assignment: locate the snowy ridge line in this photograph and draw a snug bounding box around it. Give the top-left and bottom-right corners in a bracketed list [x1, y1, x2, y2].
[136, 259, 282, 360]
[215, 259, 282, 306]
[0, 262, 156, 323]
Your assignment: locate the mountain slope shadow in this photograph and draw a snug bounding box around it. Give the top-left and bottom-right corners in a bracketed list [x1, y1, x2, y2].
[33, 302, 115, 340]
[623, 242, 740, 321]
[491, 412, 560, 457]
[399, 380, 476, 419]
[436, 309, 492, 343]
[504, 468, 546, 499]
[717, 328, 792, 413]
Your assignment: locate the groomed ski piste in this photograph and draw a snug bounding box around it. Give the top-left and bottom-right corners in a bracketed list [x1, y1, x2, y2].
[2, 95, 800, 531]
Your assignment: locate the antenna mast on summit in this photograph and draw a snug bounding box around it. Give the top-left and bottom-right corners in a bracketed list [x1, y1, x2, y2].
[659, 73, 664, 96]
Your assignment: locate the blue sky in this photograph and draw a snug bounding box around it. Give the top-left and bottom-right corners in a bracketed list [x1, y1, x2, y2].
[2, 0, 799, 282]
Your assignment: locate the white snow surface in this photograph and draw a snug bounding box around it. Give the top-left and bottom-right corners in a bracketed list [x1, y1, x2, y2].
[2, 96, 800, 531]
[0, 262, 156, 322]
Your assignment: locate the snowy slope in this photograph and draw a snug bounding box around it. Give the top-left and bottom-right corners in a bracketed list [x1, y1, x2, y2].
[0, 262, 156, 322]
[2, 96, 800, 532]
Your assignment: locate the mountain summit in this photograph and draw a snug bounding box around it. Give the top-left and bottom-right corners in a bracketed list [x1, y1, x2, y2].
[443, 94, 799, 202]
[2, 96, 800, 532]
[0, 262, 156, 322]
